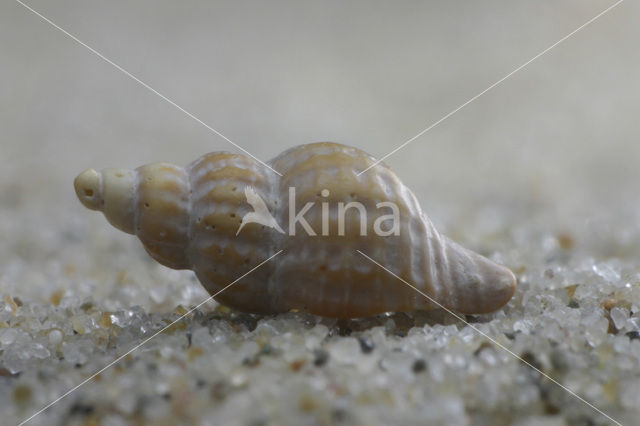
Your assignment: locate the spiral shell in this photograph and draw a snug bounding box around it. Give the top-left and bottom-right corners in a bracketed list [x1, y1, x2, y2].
[74, 142, 516, 318]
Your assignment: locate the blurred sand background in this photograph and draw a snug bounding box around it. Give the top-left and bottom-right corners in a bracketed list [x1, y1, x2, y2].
[1, 0, 638, 233]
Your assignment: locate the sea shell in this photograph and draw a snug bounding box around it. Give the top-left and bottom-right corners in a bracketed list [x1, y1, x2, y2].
[74, 142, 516, 318]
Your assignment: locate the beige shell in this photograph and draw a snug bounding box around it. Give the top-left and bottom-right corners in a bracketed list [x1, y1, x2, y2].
[74, 142, 516, 318]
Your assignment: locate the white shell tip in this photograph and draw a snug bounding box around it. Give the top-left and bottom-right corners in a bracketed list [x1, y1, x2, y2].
[74, 168, 102, 211]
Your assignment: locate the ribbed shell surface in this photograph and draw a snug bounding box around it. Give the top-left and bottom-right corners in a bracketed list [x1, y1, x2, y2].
[76, 142, 516, 317]
[185, 153, 282, 314]
[268, 143, 442, 317]
[133, 143, 448, 317]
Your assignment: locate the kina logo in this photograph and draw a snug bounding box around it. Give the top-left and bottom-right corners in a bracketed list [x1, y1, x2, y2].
[236, 187, 285, 235]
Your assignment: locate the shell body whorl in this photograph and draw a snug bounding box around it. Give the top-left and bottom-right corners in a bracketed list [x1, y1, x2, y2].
[74, 142, 516, 318]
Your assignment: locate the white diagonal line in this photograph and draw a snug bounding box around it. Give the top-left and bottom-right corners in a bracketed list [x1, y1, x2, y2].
[18, 250, 283, 426]
[358, 0, 624, 176]
[356, 250, 622, 426]
[15, 0, 282, 177]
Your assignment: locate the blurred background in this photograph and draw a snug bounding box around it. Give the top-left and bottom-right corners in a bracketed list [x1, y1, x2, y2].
[0, 0, 638, 276]
[1, 2, 639, 424]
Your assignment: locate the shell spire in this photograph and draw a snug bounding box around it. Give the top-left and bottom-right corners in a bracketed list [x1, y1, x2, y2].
[74, 168, 136, 234]
[74, 164, 192, 269]
[74, 143, 516, 318]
